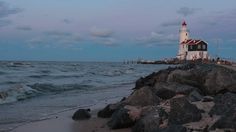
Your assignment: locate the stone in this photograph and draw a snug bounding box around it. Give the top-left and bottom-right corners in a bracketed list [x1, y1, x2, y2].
[132, 111, 161, 132]
[153, 82, 196, 96]
[97, 103, 122, 118]
[155, 88, 176, 100]
[124, 86, 160, 107]
[204, 66, 236, 95]
[208, 93, 236, 130]
[168, 96, 202, 124]
[159, 125, 187, 132]
[209, 92, 236, 115]
[211, 108, 236, 130]
[72, 109, 91, 120]
[188, 90, 203, 102]
[202, 96, 214, 102]
[108, 107, 135, 129]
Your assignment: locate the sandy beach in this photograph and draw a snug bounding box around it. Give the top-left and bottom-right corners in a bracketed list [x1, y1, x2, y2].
[12, 109, 131, 132]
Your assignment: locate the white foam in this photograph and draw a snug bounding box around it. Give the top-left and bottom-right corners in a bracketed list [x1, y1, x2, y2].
[0, 84, 38, 104]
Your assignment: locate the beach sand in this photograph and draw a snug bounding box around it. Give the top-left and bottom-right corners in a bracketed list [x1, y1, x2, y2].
[11, 109, 131, 132]
[11, 97, 131, 132]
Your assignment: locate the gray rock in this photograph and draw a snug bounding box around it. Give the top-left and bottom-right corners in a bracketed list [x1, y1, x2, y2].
[124, 86, 160, 107]
[209, 92, 236, 115]
[108, 107, 135, 129]
[97, 103, 122, 118]
[204, 66, 236, 95]
[155, 88, 176, 100]
[188, 90, 203, 102]
[159, 125, 187, 132]
[211, 108, 236, 130]
[154, 82, 196, 96]
[72, 109, 91, 120]
[169, 96, 202, 124]
[132, 110, 161, 132]
[202, 96, 214, 102]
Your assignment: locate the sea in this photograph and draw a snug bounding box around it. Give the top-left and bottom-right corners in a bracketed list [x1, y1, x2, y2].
[0, 61, 169, 131]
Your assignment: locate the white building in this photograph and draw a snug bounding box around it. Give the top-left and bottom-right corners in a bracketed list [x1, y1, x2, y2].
[177, 21, 209, 60]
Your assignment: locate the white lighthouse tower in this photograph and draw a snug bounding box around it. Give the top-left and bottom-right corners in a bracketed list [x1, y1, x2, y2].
[178, 21, 189, 60]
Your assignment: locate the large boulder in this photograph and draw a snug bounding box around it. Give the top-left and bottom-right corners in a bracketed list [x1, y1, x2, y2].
[168, 96, 202, 124]
[134, 67, 176, 89]
[209, 93, 236, 130]
[211, 108, 236, 130]
[72, 109, 91, 120]
[132, 112, 161, 132]
[108, 107, 136, 129]
[158, 125, 187, 132]
[124, 86, 160, 106]
[132, 106, 170, 132]
[204, 66, 236, 94]
[209, 92, 236, 115]
[97, 103, 122, 118]
[188, 90, 203, 102]
[153, 82, 196, 99]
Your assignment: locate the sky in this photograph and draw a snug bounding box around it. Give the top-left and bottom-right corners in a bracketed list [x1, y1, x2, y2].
[0, 0, 236, 61]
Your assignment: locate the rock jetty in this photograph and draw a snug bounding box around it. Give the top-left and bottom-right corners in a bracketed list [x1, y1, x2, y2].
[97, 63, 236, 132]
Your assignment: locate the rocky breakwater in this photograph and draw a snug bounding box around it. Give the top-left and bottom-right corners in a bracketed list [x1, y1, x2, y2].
[96, 63, 236, 132]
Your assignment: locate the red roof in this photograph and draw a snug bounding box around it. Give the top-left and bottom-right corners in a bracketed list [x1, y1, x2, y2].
[181, 39, 203, 45]
[182, 21, 187, 26]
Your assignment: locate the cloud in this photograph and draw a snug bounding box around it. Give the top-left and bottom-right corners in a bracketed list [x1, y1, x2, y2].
[62, 19, 71, 24]
[89, 27, 117, 45]
[92, 37, 117, 46]
[27, 31, 82, 48]
[177, 7, 197, 17]
[90, 27, 113, 38]
[16, 26, 32, 31]
[136, 32, 178, 45]
[161, 20, 180, 27]
[0, 1, 22, 18]
[0, 19, 11, 27]
[44, 31, 73, 37]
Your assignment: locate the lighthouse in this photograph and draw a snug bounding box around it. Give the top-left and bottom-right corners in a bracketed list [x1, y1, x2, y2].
[177, 21, 209, 60]
[178, 21, 189, 60]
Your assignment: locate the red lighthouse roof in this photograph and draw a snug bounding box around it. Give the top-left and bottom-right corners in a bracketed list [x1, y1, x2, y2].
[182, 21, 187, 26]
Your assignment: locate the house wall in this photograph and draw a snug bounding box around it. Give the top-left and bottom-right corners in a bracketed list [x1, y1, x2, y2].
[186, 51, 208, 60]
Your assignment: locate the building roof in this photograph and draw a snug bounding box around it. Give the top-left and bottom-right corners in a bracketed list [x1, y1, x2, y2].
[181, 39, 206, 45]
[182, 21, 187, 26]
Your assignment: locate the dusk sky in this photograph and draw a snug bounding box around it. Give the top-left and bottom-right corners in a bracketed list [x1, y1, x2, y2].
[0, 0, 236, 61]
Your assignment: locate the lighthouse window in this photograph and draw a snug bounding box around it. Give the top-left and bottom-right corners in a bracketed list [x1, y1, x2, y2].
[186, 33, 187, 36]
[203, 45, 206, 50]
[198, 45, 201, 49]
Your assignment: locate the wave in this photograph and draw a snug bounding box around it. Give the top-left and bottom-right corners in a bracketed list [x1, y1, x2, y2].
[28, 83, 93, 93]
[0, 83, 94, 105]
[0, 84, 38, 105]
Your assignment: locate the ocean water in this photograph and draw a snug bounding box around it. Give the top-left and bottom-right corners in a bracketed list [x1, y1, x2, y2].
[0, 61, 169, 131]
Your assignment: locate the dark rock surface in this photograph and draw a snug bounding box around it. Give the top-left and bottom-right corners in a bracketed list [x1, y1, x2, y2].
[209, 92, 236, 115]
[168, 96, 202, 124]
[211, 108, 236, 130]
[107, 107, 135, 129]
[72, 109, 91, 120]
[97, 103, 122, 118]
[124, 86, 160, 106]
[188, 90, 203, 102]
[132, 112, 161, 132]
[159, 125, 187, 132]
